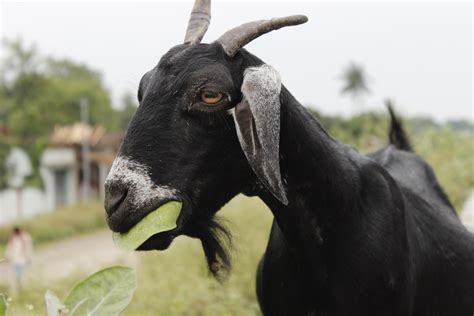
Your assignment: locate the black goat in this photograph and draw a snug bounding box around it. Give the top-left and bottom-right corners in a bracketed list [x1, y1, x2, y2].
[104, 1, 474, 315]
[256, 102, 474, 315]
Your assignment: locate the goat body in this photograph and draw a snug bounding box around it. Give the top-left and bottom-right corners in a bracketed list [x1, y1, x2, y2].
[255, 87, 474, 316]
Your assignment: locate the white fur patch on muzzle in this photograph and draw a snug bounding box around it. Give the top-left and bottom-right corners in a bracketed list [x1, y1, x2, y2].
[105, 156, 178, 210]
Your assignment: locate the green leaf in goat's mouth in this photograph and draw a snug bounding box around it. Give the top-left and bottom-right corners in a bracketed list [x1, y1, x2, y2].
[113, 201, 182, 251]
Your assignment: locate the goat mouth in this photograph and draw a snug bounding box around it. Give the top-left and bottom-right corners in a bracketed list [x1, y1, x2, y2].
[112, 200, 183, 251]
[136, 232, 175, 251]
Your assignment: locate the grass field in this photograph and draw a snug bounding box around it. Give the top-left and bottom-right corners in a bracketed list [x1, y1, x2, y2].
[2, 196, 273, 316]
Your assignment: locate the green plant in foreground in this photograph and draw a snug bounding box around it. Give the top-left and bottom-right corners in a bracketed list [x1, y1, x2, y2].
[2, 266, 136, 316]
[0, 294, 6, 316]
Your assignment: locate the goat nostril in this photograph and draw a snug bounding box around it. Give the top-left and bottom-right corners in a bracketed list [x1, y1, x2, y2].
[104, 188, 128, 216]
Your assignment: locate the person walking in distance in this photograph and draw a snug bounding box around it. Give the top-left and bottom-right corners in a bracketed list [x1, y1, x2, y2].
[5, 226, 33, 291]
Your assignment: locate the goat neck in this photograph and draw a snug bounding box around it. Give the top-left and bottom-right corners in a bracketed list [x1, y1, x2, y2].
[255, 86, 363, 267]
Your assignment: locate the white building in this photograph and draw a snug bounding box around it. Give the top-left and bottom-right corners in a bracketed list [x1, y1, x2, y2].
[0, 148, 46, 223]
[0, 124, 122, 224]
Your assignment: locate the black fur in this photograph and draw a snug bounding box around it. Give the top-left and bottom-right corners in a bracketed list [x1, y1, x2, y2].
[256, 89, 474, 315]
[106, 42, 474, 315]
[190, 216, 233, 279]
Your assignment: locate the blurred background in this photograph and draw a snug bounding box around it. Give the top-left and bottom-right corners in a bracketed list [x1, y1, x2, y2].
[0, 1, 472, 315]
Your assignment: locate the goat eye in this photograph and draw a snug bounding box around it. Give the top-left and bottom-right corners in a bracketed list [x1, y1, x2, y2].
[200, 91, 223, 104]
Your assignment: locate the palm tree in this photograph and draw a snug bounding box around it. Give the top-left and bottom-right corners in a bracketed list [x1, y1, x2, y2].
[340, 62, 370, 113]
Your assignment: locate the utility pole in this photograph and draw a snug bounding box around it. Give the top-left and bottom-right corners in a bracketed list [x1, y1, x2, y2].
[80, 97, 91, 200]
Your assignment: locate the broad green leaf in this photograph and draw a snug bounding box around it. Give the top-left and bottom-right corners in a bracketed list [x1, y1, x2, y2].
[45, 289, 65, 316]
[113, 201, 182, 251]
[0, 294, 6, 316]
[64, 266, 136, 316]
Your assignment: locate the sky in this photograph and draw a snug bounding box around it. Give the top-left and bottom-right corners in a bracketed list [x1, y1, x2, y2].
[0, 1, 472, 122]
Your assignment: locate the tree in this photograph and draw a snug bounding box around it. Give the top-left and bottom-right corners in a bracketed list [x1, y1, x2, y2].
[340, 62, 371, 113]
[0, 39, 120, 188]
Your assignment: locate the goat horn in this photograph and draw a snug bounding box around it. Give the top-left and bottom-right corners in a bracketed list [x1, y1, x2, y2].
[217, 15, 308, 57]
[184, 0, 211, 45]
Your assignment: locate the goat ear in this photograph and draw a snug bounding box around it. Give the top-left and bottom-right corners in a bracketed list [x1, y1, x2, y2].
[233, 64, 288, 205]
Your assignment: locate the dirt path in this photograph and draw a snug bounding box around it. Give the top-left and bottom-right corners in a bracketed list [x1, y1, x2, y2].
[0, 230, 138, 286]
